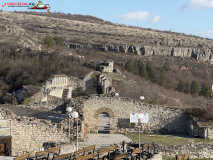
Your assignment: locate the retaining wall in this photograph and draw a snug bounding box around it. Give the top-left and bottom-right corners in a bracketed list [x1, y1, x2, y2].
[0, 108, 75, 156]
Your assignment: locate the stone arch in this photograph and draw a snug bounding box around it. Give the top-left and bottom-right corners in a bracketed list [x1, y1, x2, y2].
[84, 71, 101, 81]
[94, 107, 115, 119]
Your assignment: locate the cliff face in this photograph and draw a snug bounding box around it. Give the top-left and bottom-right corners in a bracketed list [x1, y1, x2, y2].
[0, 11, 213, 62]
[68, 44, 213, 62]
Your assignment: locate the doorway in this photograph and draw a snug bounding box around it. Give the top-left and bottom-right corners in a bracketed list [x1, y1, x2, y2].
[98, 112, 110, 133]
[0, 143, 6, 156]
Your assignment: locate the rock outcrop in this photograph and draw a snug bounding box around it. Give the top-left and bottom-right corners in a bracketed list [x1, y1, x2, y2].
[68, 43, 213, 62]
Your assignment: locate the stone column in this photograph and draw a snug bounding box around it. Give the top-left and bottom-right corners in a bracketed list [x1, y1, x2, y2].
[96, 76, 99, 87]
[53, 77, 55, 86]
[52, 78, 55, 86]
[103, 79, 106, 94]
[99, 75, 104, 86]
[101, 77, 105, 87]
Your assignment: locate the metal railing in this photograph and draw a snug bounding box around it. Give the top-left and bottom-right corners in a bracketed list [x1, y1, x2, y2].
[0, 119, 12, 136]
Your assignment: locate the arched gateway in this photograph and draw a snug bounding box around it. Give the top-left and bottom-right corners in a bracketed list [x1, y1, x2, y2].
[94, 108, 114, 133]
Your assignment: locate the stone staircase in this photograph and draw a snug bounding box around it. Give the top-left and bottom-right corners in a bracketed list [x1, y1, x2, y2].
[62, 88, 69, 98]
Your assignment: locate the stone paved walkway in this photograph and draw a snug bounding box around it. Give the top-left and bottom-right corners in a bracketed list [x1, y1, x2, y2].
[79, 134, 132, 148]
[0, 156, 14, 160]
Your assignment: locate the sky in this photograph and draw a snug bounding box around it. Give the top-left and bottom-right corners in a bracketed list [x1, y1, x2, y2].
[1, 0, 213, 39]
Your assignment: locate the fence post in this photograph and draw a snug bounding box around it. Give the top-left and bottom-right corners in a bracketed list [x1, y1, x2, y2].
[122, 140, 125, 153]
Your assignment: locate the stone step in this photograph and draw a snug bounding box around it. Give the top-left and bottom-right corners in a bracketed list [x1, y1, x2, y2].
[62, 89, 69, 98]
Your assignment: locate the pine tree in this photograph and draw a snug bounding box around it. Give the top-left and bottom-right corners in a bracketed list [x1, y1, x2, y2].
[137, 59, 143, 75]
[177, 80, 185, 92]
[200, 82, 211, 97]
[159, 69, 167, 87]
[146, 61, 158, 83]
[162, 61, 171, 71]
[184, 81, 190, 94]
[190, 80, 200, 95]
[140, 65, 149, 80]
[125, 59, 134, 72]
[133, 59, 139, 74]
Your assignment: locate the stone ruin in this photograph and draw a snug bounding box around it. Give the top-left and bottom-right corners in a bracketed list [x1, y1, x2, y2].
[33, 71, 115, 103]
[97, 61, 114, 73]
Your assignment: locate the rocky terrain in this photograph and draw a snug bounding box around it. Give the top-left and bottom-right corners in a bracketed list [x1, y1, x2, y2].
[0, 11, 213, 62]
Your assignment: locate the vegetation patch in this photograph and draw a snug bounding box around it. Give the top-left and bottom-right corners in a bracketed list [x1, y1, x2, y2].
[21, 98, 31, 105]
[124, 133, 213, 146]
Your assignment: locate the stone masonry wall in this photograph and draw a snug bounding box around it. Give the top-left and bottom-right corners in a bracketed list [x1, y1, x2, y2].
[159, 143, 213, 159]
[49, 87, 64, 98]
[0, 108, 72, 156]
[83, 95, 190, 134]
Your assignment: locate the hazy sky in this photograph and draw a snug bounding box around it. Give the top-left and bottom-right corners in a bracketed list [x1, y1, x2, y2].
[2, 0, 213, 39]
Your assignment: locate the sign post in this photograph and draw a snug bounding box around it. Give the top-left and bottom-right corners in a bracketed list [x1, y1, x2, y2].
[130, 113, 149, 147]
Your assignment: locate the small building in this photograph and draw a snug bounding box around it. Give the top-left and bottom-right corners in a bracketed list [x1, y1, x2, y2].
[190, 116, 213, 139]
[98, 61, 113, 73]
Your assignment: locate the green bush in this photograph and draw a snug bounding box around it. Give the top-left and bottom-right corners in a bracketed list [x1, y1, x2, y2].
[150, 100, 157, 105]
[125, 59, 133, 72]
[200, 82, 211, 97]
[35, 83, 39, 93]
[21, 98, 31, 105]
[76, 48, 81, 55]
[162, 61, 171, 71]
[146, 61, 158, 83]
[42, 35, 54, 48]
[177, 80, 185, 92]
[53, 36, 64, 46]
[140, 65, 149, 80]
[159, 69, 167, 87]
[184, 81, 191, 94]
[191, 80, 200, 95]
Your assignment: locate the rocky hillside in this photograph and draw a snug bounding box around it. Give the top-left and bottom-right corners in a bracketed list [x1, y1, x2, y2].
[0, 11, 213, 62]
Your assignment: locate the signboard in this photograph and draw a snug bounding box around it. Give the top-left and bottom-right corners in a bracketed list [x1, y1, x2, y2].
[130, 113, 149, 123]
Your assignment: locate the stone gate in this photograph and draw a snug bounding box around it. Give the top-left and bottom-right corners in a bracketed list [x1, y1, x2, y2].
[83, 95, 191, 134]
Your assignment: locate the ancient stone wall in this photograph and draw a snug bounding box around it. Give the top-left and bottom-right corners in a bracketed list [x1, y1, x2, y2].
[68, 76, 93, 97]
[0, 108, 75, 156]
[32, 71, 116, 103]
[97, 74, 114, 94]
[188, 116, 213, 139]
[48, 87, 64, 98]
[149, 152, 162, 160]
[159, 143, 213, 159]
[83, 95, 190, 134]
